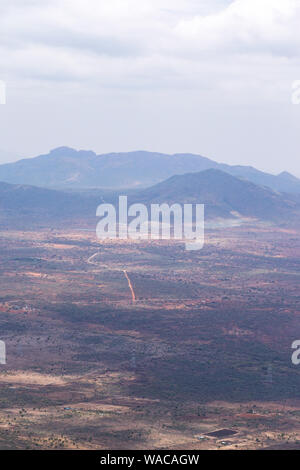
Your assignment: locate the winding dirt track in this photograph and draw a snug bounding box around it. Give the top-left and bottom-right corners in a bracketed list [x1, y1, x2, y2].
[87, 251, 136, 302]
[123, 270, 136, 303]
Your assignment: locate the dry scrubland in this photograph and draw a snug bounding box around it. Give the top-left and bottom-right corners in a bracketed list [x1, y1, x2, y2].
[0, 226, 299, 449]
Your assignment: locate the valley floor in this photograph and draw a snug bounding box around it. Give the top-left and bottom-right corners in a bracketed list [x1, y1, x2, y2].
[0, 225, 299, 449]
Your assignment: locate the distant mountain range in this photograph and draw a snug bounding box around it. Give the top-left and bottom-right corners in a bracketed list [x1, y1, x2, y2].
[0, 147, 300, 194]
[0, 169, 299, 228]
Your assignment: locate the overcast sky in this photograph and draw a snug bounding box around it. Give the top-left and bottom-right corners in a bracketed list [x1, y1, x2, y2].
[0, 0, 300, 176]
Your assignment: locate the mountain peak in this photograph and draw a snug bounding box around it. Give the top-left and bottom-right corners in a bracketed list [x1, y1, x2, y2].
[278, 171, 299, 182]
[49, 146, 76, 156]
[49, 147, 96, 158]
[137, 168, 299, 222]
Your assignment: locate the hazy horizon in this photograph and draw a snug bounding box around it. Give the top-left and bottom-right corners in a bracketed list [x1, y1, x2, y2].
[0, 0, 300, 177]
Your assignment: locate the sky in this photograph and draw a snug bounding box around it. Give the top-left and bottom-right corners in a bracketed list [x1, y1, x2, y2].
[0, 0, 300, 176]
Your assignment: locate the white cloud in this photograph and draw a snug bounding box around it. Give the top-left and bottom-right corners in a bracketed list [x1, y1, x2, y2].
[0, 0, 299, 104]
[176, 0, 300, 57]
[0, 0, 299, 88]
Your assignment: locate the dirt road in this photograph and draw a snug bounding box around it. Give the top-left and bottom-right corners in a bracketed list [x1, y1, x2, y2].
[123, 270, 136, 303]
